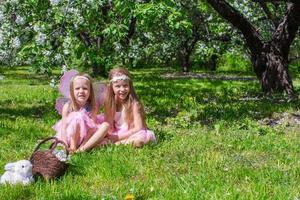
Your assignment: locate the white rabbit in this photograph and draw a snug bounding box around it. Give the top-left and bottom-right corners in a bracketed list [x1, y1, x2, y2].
[0, 160, 34, 185]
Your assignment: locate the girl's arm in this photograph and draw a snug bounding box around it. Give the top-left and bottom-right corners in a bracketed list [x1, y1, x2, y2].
[60, 102, 70, 144]
[88, 111, 97, 122]
[115, 102, 144, 141]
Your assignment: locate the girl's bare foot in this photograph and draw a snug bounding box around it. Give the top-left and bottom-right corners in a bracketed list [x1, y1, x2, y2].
[76, 146, 86, 153]
[68, 147, 77, 154]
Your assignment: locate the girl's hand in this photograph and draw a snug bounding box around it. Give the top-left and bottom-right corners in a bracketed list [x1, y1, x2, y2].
[107, 134, 119, 143]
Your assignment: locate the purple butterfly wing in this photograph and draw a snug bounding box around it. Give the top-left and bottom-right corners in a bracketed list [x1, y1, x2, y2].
[59, 69, 79, 98]
[55, 69, 78, 115]
[93, 82, 107, 110]
[55, 97, 70, 115]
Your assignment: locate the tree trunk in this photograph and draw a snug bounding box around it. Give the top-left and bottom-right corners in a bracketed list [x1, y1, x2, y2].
[92, 63, 106, 77]
[252, 43, 294, 95]
[207, 54, 218, 71]
[206, 0, 300, 96]
[178, 47, 192, 72]
[178, 1, 204, 73]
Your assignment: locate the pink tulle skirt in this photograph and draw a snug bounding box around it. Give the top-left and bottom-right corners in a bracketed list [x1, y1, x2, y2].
[53, 110, 105, 146]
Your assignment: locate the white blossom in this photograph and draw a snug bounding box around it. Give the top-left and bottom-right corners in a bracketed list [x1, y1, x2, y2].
[0, 50, 8, 61]
[0, 33, 4, 45]
[162, 43, 169, 52]
[55, 53, 62, 61]
[62, 37, 72, 48]
[49, 78, 56, 87]
[0, 11, 4, 22]
[10, 0, 19, 4]
[0, 75, 4, 80]
[60, 7, 68, 14]
[61, 64, 67, 73]
[74, 24, 78, 30]
[128, 52, 135, 58]
[79, 16, 84, 24]
[50, 0, 61, 6]
[143, 32, 153, 39]
[33, 24, 41, 32]
[207, 15, 213, 21]
[43, 50, 51, 56]
[114, 43, 121, 51]
[36, 32, 47, 45]
[15, 16, 25, 25]
[63, 49, 70, 55]
[68, 8, 80, 15]
[11, 37, 21, 49]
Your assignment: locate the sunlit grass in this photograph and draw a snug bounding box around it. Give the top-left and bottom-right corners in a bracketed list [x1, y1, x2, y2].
[0, 67, 299, 199]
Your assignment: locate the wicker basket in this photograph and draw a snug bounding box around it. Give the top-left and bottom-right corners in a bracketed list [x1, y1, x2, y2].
[30, 137, 69, 180]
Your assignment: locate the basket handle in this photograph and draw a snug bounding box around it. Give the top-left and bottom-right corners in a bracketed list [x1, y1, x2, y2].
[32, 137, 69, 156]
[49, 138, 69, 157]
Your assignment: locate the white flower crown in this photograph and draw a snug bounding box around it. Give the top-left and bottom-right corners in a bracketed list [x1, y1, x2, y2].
[110, 75, 130, 82]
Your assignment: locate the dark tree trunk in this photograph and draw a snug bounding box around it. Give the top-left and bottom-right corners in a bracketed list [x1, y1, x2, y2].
[178, 2, 204, 72]
[252, 43, 294, 95]
[92, 63, 106, 77]
[179, 55, 191, 72]
[178, 34, 200, 72]
[207, 54, 218, 71]
[178, 45, 192, 72]
[121, 16, 137, 67]
[78, 32, 106, 76]
[206, 0, 300, 96]
[122, 16, 137, 47]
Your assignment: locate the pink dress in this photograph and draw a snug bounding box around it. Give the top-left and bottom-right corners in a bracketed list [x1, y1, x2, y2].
[53, 105, 105, 146]
[109, 110, 156, 145]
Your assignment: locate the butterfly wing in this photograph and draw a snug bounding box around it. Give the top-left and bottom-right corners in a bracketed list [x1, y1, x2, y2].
[55, 70, 79, 115]
[55, 97, 70, 115]
[59, 69, 79, 98]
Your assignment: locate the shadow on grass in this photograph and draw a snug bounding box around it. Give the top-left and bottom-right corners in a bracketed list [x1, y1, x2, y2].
[0, 103, 53, 120]
[133, 71, 300, 127]
[0, 102, 57, 140]
[0, 66, 53, 85]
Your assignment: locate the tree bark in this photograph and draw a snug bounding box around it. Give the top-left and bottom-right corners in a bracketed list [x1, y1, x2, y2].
[78, 31, 106, 76]
[206, 0, 300, 96]
[178, 47, 192, 72]
[178, 2, 204, 72]
[92, 63, 106, 76]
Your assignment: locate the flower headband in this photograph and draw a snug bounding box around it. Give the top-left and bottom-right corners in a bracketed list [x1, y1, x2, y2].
[73, 75, 90, 82]
[110, 74, 130, 82]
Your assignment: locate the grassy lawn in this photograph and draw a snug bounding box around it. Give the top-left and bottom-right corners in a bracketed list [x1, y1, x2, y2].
[0, 66, 300, 199]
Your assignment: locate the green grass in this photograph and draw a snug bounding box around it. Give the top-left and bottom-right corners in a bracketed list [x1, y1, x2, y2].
[0, 66, 300, 199]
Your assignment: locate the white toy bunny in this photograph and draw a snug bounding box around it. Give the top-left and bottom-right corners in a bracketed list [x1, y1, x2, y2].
[0, 160, 34, 185]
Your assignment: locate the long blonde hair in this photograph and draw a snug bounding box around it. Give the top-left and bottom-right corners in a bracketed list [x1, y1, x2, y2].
[69, 73, 97, 116]
[104, 67, 146, 131]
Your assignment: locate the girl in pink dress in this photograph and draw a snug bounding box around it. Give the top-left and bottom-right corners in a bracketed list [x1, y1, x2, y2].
[53, 73, 109, 153]
[104, 67, 156, 147]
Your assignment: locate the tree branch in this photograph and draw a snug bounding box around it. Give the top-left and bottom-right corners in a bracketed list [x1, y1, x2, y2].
[79, 32, 92, 47]
[258, 1, 279, 28]
[206, 0, 263, 54]
[272, 2, 300, 56]
[122, 16, 137, 46]
[251, 0, 298, 2]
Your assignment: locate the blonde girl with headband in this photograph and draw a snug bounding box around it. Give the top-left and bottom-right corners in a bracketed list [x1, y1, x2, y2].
[53, 73, 109, 153]
[104, 67, 156, 147]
